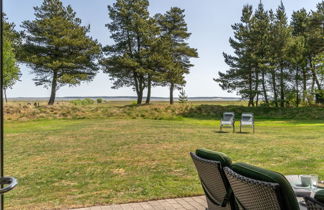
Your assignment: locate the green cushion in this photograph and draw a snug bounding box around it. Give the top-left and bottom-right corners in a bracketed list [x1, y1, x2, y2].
[315, 190, 324, 203]
[232, 162, 299, 210]
[195, 148, 232, 167]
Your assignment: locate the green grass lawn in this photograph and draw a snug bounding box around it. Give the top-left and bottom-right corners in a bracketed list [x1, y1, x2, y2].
[4, 118, 324, 209]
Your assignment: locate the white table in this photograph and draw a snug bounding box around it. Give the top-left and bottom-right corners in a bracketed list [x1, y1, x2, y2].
[285, 175, 318, 210]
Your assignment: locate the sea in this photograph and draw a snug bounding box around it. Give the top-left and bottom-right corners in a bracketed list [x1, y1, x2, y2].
[7, 96, 242, 102]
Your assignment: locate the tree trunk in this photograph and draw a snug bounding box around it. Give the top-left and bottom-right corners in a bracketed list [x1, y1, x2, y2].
[248, 97, 254, 107]
[254, 68, 259, 107]
[133, 72, 143, 105]
[309, 57, 322, 91]
[145, 76, 151, 104]
[137, 77, 144, 105]
[311, 77, 315, 99]
[295, 67, 299, 107]
[271, 71, 278, 107]
[3, 89, 7, 103]
[137, 91, 143, 104]
[248, 69, 254, 107]
[256, 93, 259, 107]
[302, 67, 307, 102]
[280, 66, 285, 108]
[48, 71, 58, 105]
[169, 83, 174, 105]
[261, 71, 268, 104]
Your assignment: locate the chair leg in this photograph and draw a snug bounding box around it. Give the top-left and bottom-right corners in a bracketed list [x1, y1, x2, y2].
[240, 124, 241, 133]
[233, 124, 235, 133]
[253, 125, 255, 134]
[220, 125, 222, 132]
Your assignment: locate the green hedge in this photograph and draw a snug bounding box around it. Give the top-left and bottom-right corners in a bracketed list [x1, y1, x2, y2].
[183, 105, 324, 120]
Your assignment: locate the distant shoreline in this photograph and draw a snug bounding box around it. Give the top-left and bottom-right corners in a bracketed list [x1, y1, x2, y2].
[7, 96, 242, 102]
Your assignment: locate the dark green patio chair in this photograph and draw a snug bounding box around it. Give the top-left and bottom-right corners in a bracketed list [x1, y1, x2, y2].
[304, 190, 324, 210]
[190, 148, 237, 210]
[224, 162, 300, 210]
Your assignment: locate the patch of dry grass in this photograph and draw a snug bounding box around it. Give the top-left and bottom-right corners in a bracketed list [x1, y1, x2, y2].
[4, 100, 324, 121]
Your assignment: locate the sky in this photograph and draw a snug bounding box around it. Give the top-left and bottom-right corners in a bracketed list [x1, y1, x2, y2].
[4, 0, 321, 98]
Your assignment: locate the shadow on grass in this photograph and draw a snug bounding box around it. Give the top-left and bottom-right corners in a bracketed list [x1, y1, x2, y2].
[237, 131, 251, 134]
[214, 130, 233, 134]
[214, 131, 253, 134]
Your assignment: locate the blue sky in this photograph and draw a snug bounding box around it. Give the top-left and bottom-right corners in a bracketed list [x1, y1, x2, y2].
[4, 0, 320, 98]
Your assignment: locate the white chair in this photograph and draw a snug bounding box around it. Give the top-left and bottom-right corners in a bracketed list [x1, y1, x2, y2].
[220, 112, 235, 133]
[240, 113, 254, 133]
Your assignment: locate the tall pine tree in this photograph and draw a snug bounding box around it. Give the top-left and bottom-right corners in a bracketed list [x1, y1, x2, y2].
[155, 7, 198, 104]
[290, 9, 310, 103]
[251, 1, 271, 105]
[215, 5, 257, 106]
[3, 14, 21, 53]
[216, 1, 323, 106]
[272, 2, 290, 107]
[307, 1, 324, 99]
[20, 0, 101, 105]
[285, 36, 306, 107]
[101, 0, 158, 105]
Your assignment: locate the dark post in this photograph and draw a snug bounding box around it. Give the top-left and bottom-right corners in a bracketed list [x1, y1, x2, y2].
[0, 0, 4, 207]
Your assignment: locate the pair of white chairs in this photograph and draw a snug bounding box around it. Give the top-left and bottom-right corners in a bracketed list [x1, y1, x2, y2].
[219, 112, 255, 133]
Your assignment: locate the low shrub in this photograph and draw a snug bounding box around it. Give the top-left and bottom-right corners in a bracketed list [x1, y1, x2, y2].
[182, 104, 324, 120]
[70, 98, 95, 106]
[4, 102, 324, 121]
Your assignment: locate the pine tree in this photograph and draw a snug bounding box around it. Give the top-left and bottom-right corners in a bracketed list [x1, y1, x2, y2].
[290, 9, 310, 103]
[144, 35, 173, 104]
[3, 14, 21, 53]
[215, 5, 257, 106]
[20, 0, 101, 105]
[314, 52, 324, 102]
[155, 7, 198, 105]
[285, 36, 306, 107]
[266, 10, 279, 107]
[307, 1, 324, 95]
[101, 0, 158, 105]
[216, 1, 322, 107]
[251, 1, 271, 105]
[178, 87, 188, 103]
[272, 2, 290, 107]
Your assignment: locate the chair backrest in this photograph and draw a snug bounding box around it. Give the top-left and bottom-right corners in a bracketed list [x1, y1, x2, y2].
[223, 112, 235, 122]
[224, 167, 284, 210]
[241, 113, 253, 122]
[190, 151, 236, 210]
[226, 163, 300, 210]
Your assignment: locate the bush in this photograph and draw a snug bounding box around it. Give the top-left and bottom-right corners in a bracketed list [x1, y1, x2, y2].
[5, 102, 324, 121]
[182, 104, 324, 120]
[70, 98, 95, 106]
[97, 98, 103, 104]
